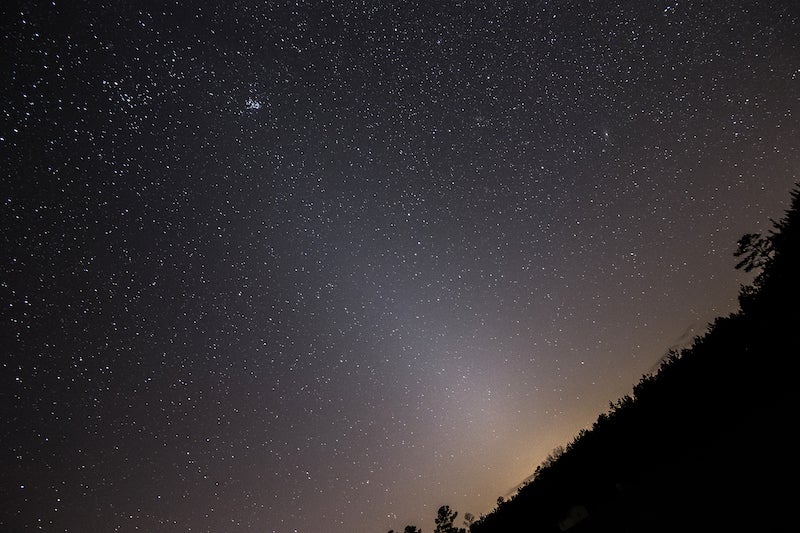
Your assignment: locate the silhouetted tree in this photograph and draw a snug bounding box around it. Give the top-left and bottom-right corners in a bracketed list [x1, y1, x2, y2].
[434, 505, 465, 533]
[388, 527, 421, 533]
[736, 184, 800, 313]
[541, 445, 565, 470]
[734, 232, 773, 272]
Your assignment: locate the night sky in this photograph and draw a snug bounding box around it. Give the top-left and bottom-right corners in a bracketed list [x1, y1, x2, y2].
[2, 1, 799, 532]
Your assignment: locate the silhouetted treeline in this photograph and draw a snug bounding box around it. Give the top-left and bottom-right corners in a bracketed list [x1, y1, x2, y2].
[457, 184, 799, 532]
[388, 504, 474, 533]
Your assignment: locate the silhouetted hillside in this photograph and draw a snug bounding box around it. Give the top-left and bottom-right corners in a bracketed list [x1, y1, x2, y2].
[468, 184, 799, 533]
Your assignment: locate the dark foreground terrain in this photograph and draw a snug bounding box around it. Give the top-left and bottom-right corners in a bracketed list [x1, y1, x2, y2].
[467, 186, 799, 533]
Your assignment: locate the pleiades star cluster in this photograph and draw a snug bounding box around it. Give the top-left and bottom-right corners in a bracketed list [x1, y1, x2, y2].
[2, 1, 798, 532]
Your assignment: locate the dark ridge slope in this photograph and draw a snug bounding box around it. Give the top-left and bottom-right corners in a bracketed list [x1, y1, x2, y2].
[470, 184, 799, 533]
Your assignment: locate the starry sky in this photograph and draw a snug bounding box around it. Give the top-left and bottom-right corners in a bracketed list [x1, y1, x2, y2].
[2, 1, 799, 532]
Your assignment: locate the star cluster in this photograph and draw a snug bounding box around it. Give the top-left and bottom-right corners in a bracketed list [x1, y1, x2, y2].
[2, 1, 799, 532]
